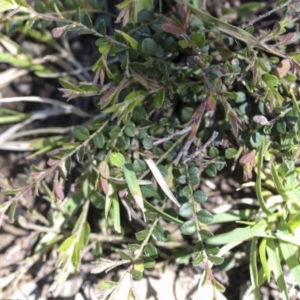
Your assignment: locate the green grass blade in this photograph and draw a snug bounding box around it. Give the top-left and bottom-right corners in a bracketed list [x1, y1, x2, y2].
[206, 220, 267, 245]
[143, 200, 183, 225]
[278, 223, 300, 287]
[112, 194, 121, 233]
[186, 2, 286, 58]
[266, 239, 290, 300]
[105, 183, 114, 219]
[0, 110, 29, 124]
[270, 162, 288, 200]
[259, 238, 271, 282]
[256, 140, 272, 216]
[257, 232, 300, 247]
[287, 212, 300, 232]
[209, 209, 254, 224]
[123, 163, 145, 219]
[250, 237, 261, 300]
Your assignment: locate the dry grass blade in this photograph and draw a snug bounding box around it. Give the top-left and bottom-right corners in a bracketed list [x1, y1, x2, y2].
[0, 96, 91, 117]
[0, 136, 63, 151]
[0, 106, 84, 145]
[123, 164, 146, 220]
[144, 158, 180, 207]
[187, 3, 287, 58]
[0, 68, 29, 89]
[10, 127, 71, 139]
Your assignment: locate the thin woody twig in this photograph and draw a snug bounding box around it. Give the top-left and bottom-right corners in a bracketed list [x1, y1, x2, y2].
[173, 117, 202, 166]
[244, 0, 292, 28]
[173, 92, 209, 165]
[184, 131, 219, 163]
[153, 124, 193, 146]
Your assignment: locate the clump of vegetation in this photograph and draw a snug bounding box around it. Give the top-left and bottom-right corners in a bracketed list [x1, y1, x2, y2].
[1, 0, 300, 299]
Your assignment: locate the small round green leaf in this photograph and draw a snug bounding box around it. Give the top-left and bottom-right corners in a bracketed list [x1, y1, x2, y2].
[148, 125, 161, 135]
[93, 132, 105, 148]
[179, 202, 194, 218]
[139, 129, 148, 140]
[154, 88, 165, 109]
[205, 245, 220, 255]
[235, 92, 246, 103]
[189, 167, 199, 175]
[159, 117, 168, 126]
[124, 122, 136, 137]
[250, 132, 263, 148]
[35, 1, 46, 13]
[205, 164, 217, 177]
[188, 175, 200, 185]
[193, 252, 204, 266]
[109, 152, 125, 167]
[76, 147, 85, 163]
[180, 187, 191, 200]
[216, 162, 225, 171]
[144, 244, 158, 257]
[177, 175, 186, 185]
[133, 106, 147, 121]
[83, 12, 93, 28]
[175, 254, 190, 264]
[109, 126, 121, 139]
[142, 138, 153, 150]
[119, 251, 132, 261]
[156, 46, 164, 57]
[197, 210, 214, 224]
[50, 0, 63, 11]
[90, 191, 105, 209]
[132, 269, 143, 280]
[225, 148, 237, 159]
[141, 38, 158, 56]
[180, 220, 197, 235]
[135, 229, 150, 241]
[101, 280, 117, 290]
[178, 39, 190, 48]
[276, 121, 286, 133]
[140, 184, 157, 198]
[181, 107, 194, 122]
[73, 125, 90, 141]
[284, 73, 297, 83]
[166, 126, 175, 134]
[191, 32, 205, 48]
[138, 9, 154, 22]
[263, 74, 279, 87]
[194, 190, 208, 204]
[207, 69, 223, 79]
[116, 136, 130, 150]
[132, 159, 147, 172]
[152, 225, 167, 242]
[208, 147, 219, 157]
[158, 165, 168, 177]
[98, 19, 106, 35]
[208, 255, 224, 265]
[200, 229, 214, 240]
[127, 244, 141, 252]
[143, 258, 156, 269]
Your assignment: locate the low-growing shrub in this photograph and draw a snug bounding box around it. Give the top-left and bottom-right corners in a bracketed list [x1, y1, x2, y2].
[1, 0, 300, 299]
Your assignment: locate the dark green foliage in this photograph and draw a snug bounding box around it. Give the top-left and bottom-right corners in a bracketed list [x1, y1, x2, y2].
[2, 0, 300, 299]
